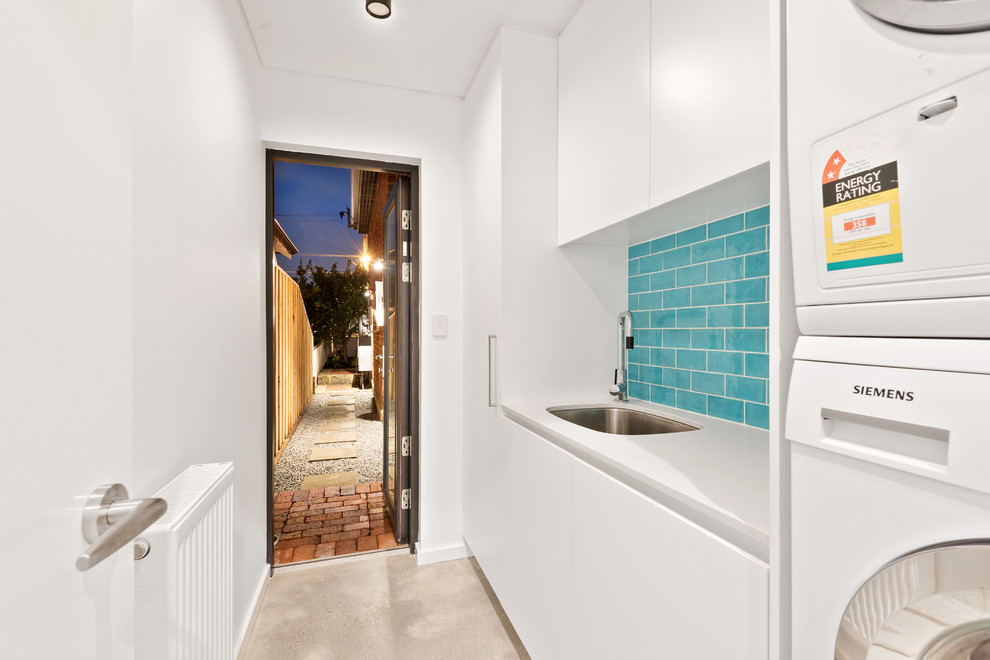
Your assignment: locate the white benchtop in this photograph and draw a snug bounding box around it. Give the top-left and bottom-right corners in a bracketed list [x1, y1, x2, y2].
[501, 398, 770, 562]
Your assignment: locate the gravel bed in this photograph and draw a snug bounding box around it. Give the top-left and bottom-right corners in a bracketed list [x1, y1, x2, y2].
[273, 389, 384, 493]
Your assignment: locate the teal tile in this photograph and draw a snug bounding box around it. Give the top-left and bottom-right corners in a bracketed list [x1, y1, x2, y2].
[692, 371, 724, 395]
[746, 251, 770, 278]
[628, 364, 639, 381]
[746, 402, 770, 429]
[629, 347, 651, 364]
[631, 310, 648, 328]
[707, 256, 745, 283]
[639, 253, 662, 274]
[692, 283, 725, 306]
[676, 263, 707, 287]
[746, 353, 770, 379]
[629, 260, 639, 276]
[663, 287, 691, 308]
[691, 329, 724, 350]
[628, 294, 640, 311]
[708, 396, 745, 424]
[677, 390, 707, 414]
[636, 329, 661, 346]
[629, 274, 650, 293]
[676, 349, 706, 370]
[726, 278, 767, 304]
[651, 235, 676, 253]
[663, 246, 692, 270]
[629, 380, 650, 400]
[677, 225, 707, 246]
[663, 368, 691, 389]
[692, 238, 725, 264]
[746, 302, 770, 327]
[650, 270, 676, 291]
[725, 328, 767, 353]
[726, 375, 767, 403]
[662, 329, 691, 348]
[651, 348, 677, 367]
[639, 291, 663, 309]
[725, 227, 767, 256]
[651, 385, 677, 407]
[651, 310, 676, 328]
[708, 350, 745, 375]
[745, 206, 770, 229]
[676, 308, 707, 328]
[640, 365, 662, 385]
[629, 242, 651, 259]
[708, 213, 745, 238]
[707, 304, 745, 328]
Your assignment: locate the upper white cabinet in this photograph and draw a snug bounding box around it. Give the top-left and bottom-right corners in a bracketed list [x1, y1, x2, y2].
[650, 0, 770, 206]
[558, 0, 651, 245]
[557, 0, 770, 245]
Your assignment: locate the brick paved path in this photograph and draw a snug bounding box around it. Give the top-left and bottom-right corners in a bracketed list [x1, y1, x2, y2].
[273, 481, 402, 565]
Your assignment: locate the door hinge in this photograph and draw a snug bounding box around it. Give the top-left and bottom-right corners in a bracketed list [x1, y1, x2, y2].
[401, 435, 411, 456]
[401, 209, 410, 230]
[402, 262, 412, 283]
[401, 489, 411, 510]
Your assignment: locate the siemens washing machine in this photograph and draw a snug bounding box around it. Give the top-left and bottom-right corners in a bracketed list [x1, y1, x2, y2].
[787, 336, 990, 658]
[787, 0, 990, 337]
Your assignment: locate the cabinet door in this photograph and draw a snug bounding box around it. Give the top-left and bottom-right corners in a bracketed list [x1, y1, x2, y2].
[499, 418, 574, 659]
[571, 460, 768, 659]
[650, 0, 770, 206]
[558, 0, 651, 245]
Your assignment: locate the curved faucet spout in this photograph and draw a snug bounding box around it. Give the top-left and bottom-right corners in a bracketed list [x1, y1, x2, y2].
[609, 311, 634, 401]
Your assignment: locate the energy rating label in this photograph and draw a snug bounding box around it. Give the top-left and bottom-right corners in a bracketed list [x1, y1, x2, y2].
[818, 134, 903, 271]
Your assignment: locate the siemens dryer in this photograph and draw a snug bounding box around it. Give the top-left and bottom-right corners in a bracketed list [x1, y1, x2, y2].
[787, 0, 990, 337]
[787, 336, 990, 658]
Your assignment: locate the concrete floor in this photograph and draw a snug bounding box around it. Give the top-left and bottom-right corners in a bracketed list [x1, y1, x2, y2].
[240, 551, 530, 659]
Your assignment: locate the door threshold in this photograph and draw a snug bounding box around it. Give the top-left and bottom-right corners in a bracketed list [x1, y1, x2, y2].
[272, 546, 410, 574]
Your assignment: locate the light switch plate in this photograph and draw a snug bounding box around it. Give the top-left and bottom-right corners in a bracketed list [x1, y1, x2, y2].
[432, 313, 448, 337]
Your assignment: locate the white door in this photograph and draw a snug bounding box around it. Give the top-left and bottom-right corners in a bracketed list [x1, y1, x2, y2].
[0, 3, 136, 657]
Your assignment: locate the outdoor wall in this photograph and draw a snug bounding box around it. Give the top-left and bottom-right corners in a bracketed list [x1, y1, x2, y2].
[260, 69, 467, 563]
[132, 0, 268, 647]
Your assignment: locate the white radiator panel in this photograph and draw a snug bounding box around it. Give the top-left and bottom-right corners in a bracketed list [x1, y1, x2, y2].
[136, 463, 235, 660]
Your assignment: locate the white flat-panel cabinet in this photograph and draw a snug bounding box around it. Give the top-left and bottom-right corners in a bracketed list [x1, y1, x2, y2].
[557, 0, 651, 245]
[571, 460, 769, 659]
[650, 0, 770, 207]
[498, 418, 574, 659]
[494, 417, 768, 659]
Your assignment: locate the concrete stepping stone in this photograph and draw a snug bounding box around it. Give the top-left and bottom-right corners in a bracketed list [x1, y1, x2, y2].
[308, 446, 358, 461]
[300, 472, 359, 489]
[316, 429, 357, 443]
[328, 398, 355, 405]
[323, 411, 353, 421]
[320, 419, 356, 431]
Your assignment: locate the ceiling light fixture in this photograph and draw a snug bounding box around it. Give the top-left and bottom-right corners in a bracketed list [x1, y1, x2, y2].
[366, 0, 391, 19]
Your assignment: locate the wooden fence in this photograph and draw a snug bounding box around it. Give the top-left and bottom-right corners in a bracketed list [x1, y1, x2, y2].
[274, 265, 315, 466]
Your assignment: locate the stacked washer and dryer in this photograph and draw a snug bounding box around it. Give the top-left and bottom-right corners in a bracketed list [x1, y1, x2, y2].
[786, 1, 990, 658]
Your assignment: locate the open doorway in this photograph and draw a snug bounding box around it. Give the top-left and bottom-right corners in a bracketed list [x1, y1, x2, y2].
[265, 149, 420, 567]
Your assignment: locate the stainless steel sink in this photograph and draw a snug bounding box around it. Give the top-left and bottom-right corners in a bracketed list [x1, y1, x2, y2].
[547, 406, 699, 435]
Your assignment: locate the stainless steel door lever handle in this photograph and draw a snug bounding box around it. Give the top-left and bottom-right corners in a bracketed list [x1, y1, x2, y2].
[76, 483, 167, 571]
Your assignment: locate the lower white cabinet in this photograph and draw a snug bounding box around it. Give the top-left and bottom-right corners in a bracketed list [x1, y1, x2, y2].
[490, 417, 768, 659]
[498, 417, 573, 659]
[571, 461, 768, 659]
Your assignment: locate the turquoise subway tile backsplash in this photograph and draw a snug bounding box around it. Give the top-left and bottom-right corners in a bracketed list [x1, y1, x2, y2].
[627, 206, 770, 429]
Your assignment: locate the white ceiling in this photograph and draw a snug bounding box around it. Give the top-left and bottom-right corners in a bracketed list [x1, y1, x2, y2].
[239, 0, 584, 98]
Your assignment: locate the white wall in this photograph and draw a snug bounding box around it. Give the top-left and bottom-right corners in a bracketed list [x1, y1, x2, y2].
[498, 29, 623, 403]
[132, 0, 268, 645]
[260, 69, 467, 561]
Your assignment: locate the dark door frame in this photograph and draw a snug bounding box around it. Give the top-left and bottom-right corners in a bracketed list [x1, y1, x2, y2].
[265, 148, 421, 567]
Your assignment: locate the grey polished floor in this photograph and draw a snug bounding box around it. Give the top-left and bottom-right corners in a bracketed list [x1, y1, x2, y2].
[240, 552, 530, 659]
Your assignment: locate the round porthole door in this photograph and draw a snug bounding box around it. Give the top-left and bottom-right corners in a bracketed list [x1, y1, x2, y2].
[836, 541, 990, 659]
[854, 0, 990, 33]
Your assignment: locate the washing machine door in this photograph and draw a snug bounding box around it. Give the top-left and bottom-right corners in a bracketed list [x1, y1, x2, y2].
[837, 541, 990, 659]
[854, 0, 990, 33]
